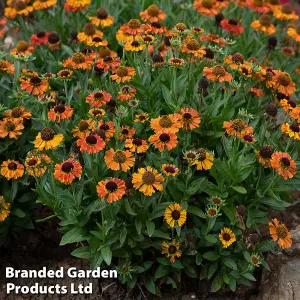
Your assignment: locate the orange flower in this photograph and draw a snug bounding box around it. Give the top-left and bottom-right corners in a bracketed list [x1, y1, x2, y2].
[270, 152, 296, 180]
[25, 155, 49, 177]
[3, 106, 31, 120]
[176, 108, 201, 131]
[251, 14, 276, 35]
[10, 40, 34, 57]
[48, 104, 73, 122]
[111, 66, 136, 83]
[98, 47, 118, 59]
[272, 71, 296, 95]
[256, 145, 274, 168]
[273, 4, 299, 21]
[149, 130, 178, 152]
[142, 23, 167, 35]
[63, 52, 94, 70]
[88, 108, 105, 119]
[269, 218, 292, 248]
[287, 24, 300, 43]
[250, 87, 263, 97]
[200, 33, 225, 46]
[132, 166, 164, 196]
[77, 134, 106, 154]
[77, 23, 104, 45]
[224, 53, 245, 69]
[193, 0, 219, 16]
[0, 60, 14, 75]
[1, 160, 24, 180]
[150, 115, 182, 133]
[104, 149, 135, 172]
[89, 8, 114, 28]
[86, 91, 112, 107]
[54, 158, 82, 185]
[281, 123, 300, 140]
[162, 164, 179, 176]
[223, 119, 254, 138]
[5, 1, 33, 19]
[31, 31, 49, 45]
[181, 38, 206, 58]
[124, 40, 146, 52]
[203, 65, 232, 82]
[119, 126, 135, 141]
[34, 128, 64, 150]
[120, 19, 143, 36]
[140, 5, 166, 22]
[245, 0, 271, 13]
[33, 0, 57, 10]
[96, 178, 126, 203]
[195, 148, 214, 170]
[64, 0, 91, 12]
[125, 138, 148, 153]
[135, 113, 149, 123]
[96, 56, 120, 72]
[220, 19, 244, 36]
[21, 76, 48, 95]
[0, 118, 24, 139]
[72, 119, 95, 138]
[117, 86, 136, 101]
[98, 120, 116, 141]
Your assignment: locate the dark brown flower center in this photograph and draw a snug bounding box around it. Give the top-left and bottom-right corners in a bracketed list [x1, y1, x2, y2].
[113, 150, 127, 163]
[232, 53, 244, 64]
[92, 37, 103, 42]
[171, 58, 183, 64]
[116, 66, 129, 77]
[72, 53, 85, 64]
[159, 116, 172, 128]
[15, 1, 26, 11]
[0, 60, 7, 69]
[276, 225, 288, 238]
[84, 23, 96, 36]
[100, 123, 109, 131]
[106, 181, 118, 192]
[251, 256, 259, 265]
[212, 65, 226, 76]
[94, 92, 104, 100]
[243, 135, 253, 142]
[131, 40, 140, 47]
[259, 145, 273, 158]
[133, 138, 142, 146]
[97, 8, 108, 19]
[128, 19, 140, 29]
[259, 14, 272, 26]
[30, 76, 42, 86]
[175, 23, 187, 31]
[253, 0, 264, 6]
[269, 0, 279, 4]
[159, 133, 170, 143]
[231, 119, 245, 132]
[92, 129, 106, 140]
[171, 210, 181, 220]
[280, 157, 290, 168]
[16, 41, 29, 52]
[41, 128, 55, 141]
[54, 104, 66, 113]
[222, 233, 231, 241]
[208, 208, 217, 216]
[281, 3, 293, 14]
[62, 162, 73, 173]
[278, 73, 291, 86]
[186, 39, 200, 51]
[122, 129, 129, 135]
[85, 135, 97, 145]
[143, 36, 153, 42]
[28, 158, 38, 166]
[8, 162, 17, 170]
[98, 48, 111, 58]
[142, 171, 155, 184]
[228, 19, 238, 26]
[60, 70, 70, 77]
[151, 22, 162, 28]
[48, 32, 59, 44]
[165, 166, 175, 173]
[5, 121, 16, 131]
[168, 245, 177, 254]
[202, 0, 213, 9]
[92, 109, 103, 116]
[78, 121, 89, 131]
[197, 148, 206, 161]
[290, 124, 300, 132]
[287, 100, 296, 108]
[212, 197, 221, 204]
[11, 107, 22, 118]
[37, 31, 46, 38]
[147, 4, 160, 16]
[187, 152, 196, 159]
[183, 113, 192, 120]
[103, 56, 113, 63]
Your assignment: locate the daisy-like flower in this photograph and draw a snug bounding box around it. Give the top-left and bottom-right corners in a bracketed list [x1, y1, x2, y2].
[270, 152, 296, 180]
[119, 126, 135, 141]
[0, 118, 24, 139]
[239, 63, 253, 78]
[150, 115, 182, 133]
[224, 53, 245, 69]
[181, 38, 206, 58]
[273, 4, 299, 22]
[287, 24, 300, 43]
[272, 71, 296, 95]
[31, 31, 49, 46]
[54, 158, 82, 185]
[168, 58, 185, 67]
[164, 203, 187, 227]
[135, 113, 149, 123]
[140, 4, 166, 22]
[87, 36, 108, 48]
[48, 104, 73, 123]
[125, 138, 148, 153]
[21, 76, 48, 96]
[256, 145, 274, 168]
[64, 0, 91, 12]
[209, 196, 224, 206]
[220, 19, 244, 36]
[86, 91, 112, 107]
[219, 227, 236, 248]
[10, 40, 34, 57]
[161, 239, 182, 262]
[98, 120, 116, 141]
[3, 106, 31, 121]
[124, 40, 146, 52]
[111, 66, 136, 83]
[245, 0, 271, 13]
[281, 123, 300, 140]
[281, 47, 295, 57]
[33, 0, 57, 10]
[89, 8, 114, 28]
[206, 205, 221, 218]
[0, 195, 10, 222]
[250, 254, 261, 267]
[96, 56, 120, 72]
[89, 108, 105, 119]
[200, 33, 225, 47]
[183, 150, 200, 165]
[142, 22, 167, 35]
[77, 134, 106, 154]
[105, 149, 135, 172]
[132, 166, 164, 196]
[162, 164, 179, 177]
[1, 160, 24, 180]
[57, 69, 73, 80]
[223, 119, 254, 138]
[241, 134, 256, 144]
[5, 0, 33, 19]
[0, 60, 14, 75]
[193, 0, 219, 16]
[98, 47, 118, 59]
[96, 178, 126, 203]
[72, 119, 95, 138]
[117, 86, 136, 101]
[120, 19, 143, 36]
[34, 128, 64, 150]
[203, 65, 232, 82]
[279, 98, 297, 112]
[25, 155, 49, 177]
[152, 53, 165, 68]
[149, 130, 178, 152]
[195, 148, 214, 170]
[176, 108, 201, 131]
[251, 14, 276, 35]
[269, 218, 292, 249]
[63, 52, 94, 70]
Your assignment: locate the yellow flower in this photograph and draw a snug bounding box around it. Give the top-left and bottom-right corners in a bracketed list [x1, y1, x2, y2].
[164, 203, 187, 227]
[219, 227, 236, 248]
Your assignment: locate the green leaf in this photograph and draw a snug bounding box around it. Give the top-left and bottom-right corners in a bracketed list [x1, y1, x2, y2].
[60, 228, 85, 245]
[155, 265, 169, 279]
[146, 220, 155, 237]
[11, 208, 25, 218]
[120, 227, 127, 246]
[187, 206, 206, 219]
[71, 247, 91, 259]
[229, 276, 236, 292]
[156, 257, 171, 266]
[205, 234, 217, 244]
[242, 273, 256, 281]
[144, 278, 156, 295]
[101, 246, 112, 266]
[203, 251, 220, 261]
[151, 230, 171, 239]
[196, 253, 202, 265]
[211, 275, 223, 292]
[135, 219, 142, 234]
[124, 199, 136, 215]
[187, 178, 206, 195]
[222, 257, 237, 270]
[208, 262, 218, 279]
[223, 274, 229, 284]
[206, 218, 216, 234]
[231, 186, 247, 194]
